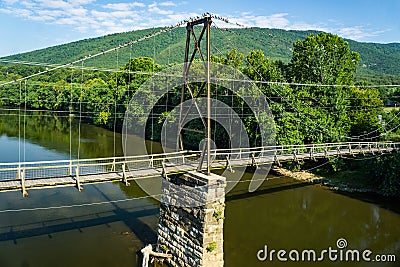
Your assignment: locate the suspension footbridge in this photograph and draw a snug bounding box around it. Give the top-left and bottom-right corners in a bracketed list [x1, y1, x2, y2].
[1, 14, 400, 267]
[0, 14, 399, 198]
[0, 142, 398, 197]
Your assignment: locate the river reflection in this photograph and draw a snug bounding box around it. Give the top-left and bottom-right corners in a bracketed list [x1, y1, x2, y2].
[224, 175, 400, 267]
[0, 108, 125, 161]
[0, 109, 399, 267]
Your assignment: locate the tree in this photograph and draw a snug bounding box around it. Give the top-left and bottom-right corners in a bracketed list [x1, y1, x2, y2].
[349, 87, 384, 138]
[287, 33, 361, 143]
[118, 57, 159, 93]
[211, 48, 244, 68]
[243, 50, 283, 82]
[289, 32, 360, 85]
[82, 78, 114, 125]
[373, 154, 400, 197]
[242, 50, 297, 145]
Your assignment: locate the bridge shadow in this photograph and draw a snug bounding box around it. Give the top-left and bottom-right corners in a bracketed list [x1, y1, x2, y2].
[226, 179, 312, 202]
[334, 190, 400, 215]
[0, 185, 159, 244]
[0, 207, 159, 243]
[92, 185, 159, 244]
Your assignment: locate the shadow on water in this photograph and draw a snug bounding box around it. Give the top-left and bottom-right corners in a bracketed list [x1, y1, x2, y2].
[225, 166, 400, 216]
[92, 185, 158, 244]
[0, 207, 159, 244]
[0, 184, 159, 245]
[222, 165, 314, 202]
[333, 190, 400, 215]
[226, 179, 312, 202]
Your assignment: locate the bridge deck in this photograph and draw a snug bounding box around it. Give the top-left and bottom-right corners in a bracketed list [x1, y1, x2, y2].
[0, 142, 398, 195]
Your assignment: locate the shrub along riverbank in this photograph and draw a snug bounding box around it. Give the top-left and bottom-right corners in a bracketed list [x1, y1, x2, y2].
[277, 153, 400, 198]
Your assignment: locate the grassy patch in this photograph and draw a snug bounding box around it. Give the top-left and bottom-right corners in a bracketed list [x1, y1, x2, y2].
[383, 106, 400, 113]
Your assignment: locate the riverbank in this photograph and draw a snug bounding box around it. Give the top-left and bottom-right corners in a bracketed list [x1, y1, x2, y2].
[272, 166, 382, 195]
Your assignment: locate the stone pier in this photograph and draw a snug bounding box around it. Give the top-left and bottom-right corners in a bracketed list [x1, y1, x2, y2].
[157, 171, 226, 267]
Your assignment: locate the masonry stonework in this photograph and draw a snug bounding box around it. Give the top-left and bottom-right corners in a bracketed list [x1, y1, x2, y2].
[157, 171, 226, 267]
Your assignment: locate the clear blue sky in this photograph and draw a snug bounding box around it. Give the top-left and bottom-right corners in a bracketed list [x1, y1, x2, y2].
[0, 0, 399, 57]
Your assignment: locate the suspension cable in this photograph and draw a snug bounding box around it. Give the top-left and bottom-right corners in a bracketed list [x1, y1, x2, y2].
[23, 80, 27, 162]
[77, 60, 84, 160]
[0, 194, 163, 214]
[0, 20, 188, 87]
[114, 46, 119, 158]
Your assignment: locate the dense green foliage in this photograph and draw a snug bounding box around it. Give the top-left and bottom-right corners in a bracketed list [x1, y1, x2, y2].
[315, 154, 400, 197]
[1, 31, 400, 195]
[286, 33, 358, 142]
[373, 153, 400, 197]
[0, 32, 397, 145]
[1, 27, 400, 79]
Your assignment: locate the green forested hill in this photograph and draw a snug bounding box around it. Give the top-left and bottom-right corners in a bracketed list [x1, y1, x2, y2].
[1, 27, 400, 79]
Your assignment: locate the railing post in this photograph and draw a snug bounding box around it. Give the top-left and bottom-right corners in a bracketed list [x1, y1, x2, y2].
[75, 165, 83, 191]
[122, 162, 130, 186]
[336, 145, 342, 157]
[324, 147, 328, 158]
[348, 143, 353, 157]
[162, 159, 168, 179]
[293, 149, 299, 163]
[149, 155, 154, 168]
[68, 160, 73, 176]
[361, 143, 365, 156]
[19, 165, 28, 197]
[369, 143, 375, 155]
[111, 158, 116, 172]
[225, 155, 234, 173]
[310, 145, 316, 161]
[16, 164, 20, 180]
[251, 152, 257, 168]
[274, 151, 281, 167]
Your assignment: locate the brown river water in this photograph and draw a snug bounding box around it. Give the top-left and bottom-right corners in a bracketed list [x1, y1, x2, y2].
[0, 110, 398, 267]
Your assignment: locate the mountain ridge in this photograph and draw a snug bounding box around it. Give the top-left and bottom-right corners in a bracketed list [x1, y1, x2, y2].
[1, 27, 399, 78]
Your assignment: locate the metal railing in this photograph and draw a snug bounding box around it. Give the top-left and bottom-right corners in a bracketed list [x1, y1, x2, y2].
[0, 142, 398, 195]
[212, 142, 399, 162]
[0, 151, 199, 182]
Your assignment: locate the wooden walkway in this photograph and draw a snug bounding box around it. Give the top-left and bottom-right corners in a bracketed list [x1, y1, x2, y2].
[0, 142, 398, 196]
